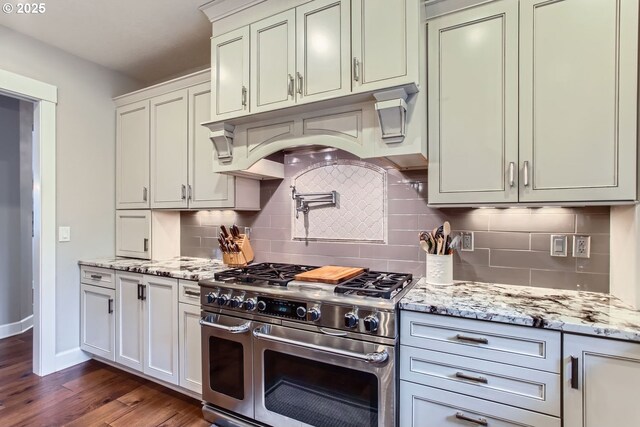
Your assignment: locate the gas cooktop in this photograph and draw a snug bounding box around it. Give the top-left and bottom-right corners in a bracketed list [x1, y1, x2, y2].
[213, 262, 413, 300]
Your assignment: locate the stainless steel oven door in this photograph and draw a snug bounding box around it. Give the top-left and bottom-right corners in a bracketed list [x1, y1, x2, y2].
[252, 324, 395, 427]
[201, 311, 259, 420]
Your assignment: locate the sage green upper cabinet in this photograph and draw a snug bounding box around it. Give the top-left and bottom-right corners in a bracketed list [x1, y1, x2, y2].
[150, 89, 189, 209]
[250, 10, 297, 113]
[351, 0, 419, 93]
[188, 83, 236, 209]
[212, 27, 250, 120]
[519, 0, 639, 203]
[295, 0, 351, 104]
[116, 100, 150, 209]
[427, 0, 519, 204]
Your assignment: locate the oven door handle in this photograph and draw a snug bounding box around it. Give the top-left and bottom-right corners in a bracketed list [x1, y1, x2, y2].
[200, 318, 251, 334]
[252, 326, 389, 364]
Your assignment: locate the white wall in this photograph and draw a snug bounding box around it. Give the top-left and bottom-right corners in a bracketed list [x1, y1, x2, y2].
[0, 25, 142, 353]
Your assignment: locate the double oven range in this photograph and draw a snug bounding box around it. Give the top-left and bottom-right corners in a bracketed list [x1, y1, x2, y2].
[198, 263, 416, 427]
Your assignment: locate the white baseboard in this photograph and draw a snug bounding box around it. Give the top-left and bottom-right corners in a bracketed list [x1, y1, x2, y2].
[0, 314, 33, 339]
[55, 347, 91, 372]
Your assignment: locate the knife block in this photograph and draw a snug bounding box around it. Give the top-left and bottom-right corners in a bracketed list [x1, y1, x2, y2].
[222, 234, 254, 267]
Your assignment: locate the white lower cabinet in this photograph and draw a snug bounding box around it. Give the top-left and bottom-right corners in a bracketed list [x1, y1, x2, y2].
[113, 272, 179, 385]
[179, 302, 202, 393]
[400, 381, 561, 427]
[400, 312, 561, 427]
[80, 284, 115, 361]
[564, 334, 640, 427]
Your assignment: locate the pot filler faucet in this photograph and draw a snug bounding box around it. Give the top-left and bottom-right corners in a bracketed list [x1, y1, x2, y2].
[290, 186, 337, 219]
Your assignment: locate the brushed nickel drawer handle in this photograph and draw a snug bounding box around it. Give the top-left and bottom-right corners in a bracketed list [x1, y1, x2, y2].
[509, 162, 515, 187]
[296, 72, 303, 95]
[455, 371, 488, 384]
[241, 86, 247, 107]
[353, 57, 360, 82]
[184, 290, 200, 297]
[455, 334, 489, 345]
[90, 274, 103, 280]
[288, 74, 294, 97]
[455, 412, 488, 426]
[523, 161, 530, 187]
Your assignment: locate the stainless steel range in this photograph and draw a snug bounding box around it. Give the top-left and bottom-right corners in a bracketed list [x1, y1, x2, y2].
[198, 262, 416, 427]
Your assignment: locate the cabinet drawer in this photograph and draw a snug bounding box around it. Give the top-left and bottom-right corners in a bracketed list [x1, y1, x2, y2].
[179, 280, 201, 305]
[80, 266, 115, 289]
[401, 311, 561, 373]
[400, 381, 561, 427]
[400, 345, 560, 416]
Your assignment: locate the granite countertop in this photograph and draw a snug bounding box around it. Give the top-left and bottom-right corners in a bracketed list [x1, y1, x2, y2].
[78, 257, 230, 282]
[400, 279, 640, 343]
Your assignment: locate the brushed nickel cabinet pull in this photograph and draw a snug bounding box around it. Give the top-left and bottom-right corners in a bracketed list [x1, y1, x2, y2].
[288, 74, 294, 97]
[143, 238, 149, 253]
[353, 57, 360, 82]
[455, 371, 489, 384]
[181, 184, 187, 200]
[188, 184, 192, 201]
[143, 186, 148, 202]
[241, 86, 247, 107]
[571, 356, 579, 389]
[455, 412, 488, 426]
[523, 161, 530, 187]
[509, 162, 515, 187]
[90, 274, 103, 280]
[184, 289, 200, 297]
[296, 72, 303, 95]
[455, 334, 489, 345]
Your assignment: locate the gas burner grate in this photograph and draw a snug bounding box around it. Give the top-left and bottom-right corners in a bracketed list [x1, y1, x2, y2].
[335, 272, 413, 299]
[214, 263, 317, 287]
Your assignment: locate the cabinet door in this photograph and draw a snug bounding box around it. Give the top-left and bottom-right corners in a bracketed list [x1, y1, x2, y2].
[187, 83, 235, 209]
[351, 0, 418, 92]
[80, 284, 115, 361]
[296, 0, 351, 104]
[564, 334, 640, 427]
[116, 100, 150, 209]
[179, 302, 202, 394]
[427, 0, 519, 204]
[250, 10, 297, 113]
[115, 210, 150, 260]
[519, 0, 639, 202]
[143, 275, 179, 385]
[212, 27, 250, 120]
[115, 272, 144, 371]
[150, 89, 188, 209]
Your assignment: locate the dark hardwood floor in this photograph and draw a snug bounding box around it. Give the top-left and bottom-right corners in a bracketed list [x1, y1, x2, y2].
[0, 329, 210, 427]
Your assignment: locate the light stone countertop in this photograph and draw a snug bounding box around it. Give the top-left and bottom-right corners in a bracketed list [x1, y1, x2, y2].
[78, 257, 229, 282]
[400, 279, 640, 343]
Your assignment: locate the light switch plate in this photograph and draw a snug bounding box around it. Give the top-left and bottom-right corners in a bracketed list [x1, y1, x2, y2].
[58, 226, 71, 242]
[550, 235, 567, 257]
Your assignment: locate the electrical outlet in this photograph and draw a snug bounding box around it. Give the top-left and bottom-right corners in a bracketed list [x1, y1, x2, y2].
[58, 226, 71, 242]
[573, 235, 591, 258]
[550, 235, 568, 257]
[461, 232, 474, 252]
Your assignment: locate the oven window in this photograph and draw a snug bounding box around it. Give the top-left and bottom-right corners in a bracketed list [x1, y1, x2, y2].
[209, 337, 244, 400]
[263, 350, 378, 427]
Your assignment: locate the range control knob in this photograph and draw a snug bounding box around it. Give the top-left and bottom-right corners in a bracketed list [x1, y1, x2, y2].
[206, 292, 216, 304]
[243, 298, 257, 311]
[344, 312, 359, 328]
[296, 306, 307, 318]
[308, 307, 321, 322]
[257, 300, 267, 312]
[216, 295, 228, 306]
[229, 296, 243, 308]
[364, 315, 379, 332]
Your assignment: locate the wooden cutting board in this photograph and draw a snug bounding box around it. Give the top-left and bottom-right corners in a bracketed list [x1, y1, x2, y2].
[294, 266, 364, 284]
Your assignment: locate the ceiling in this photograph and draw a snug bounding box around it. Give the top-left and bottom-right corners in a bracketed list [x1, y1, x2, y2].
[0, 0, 212, 84]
